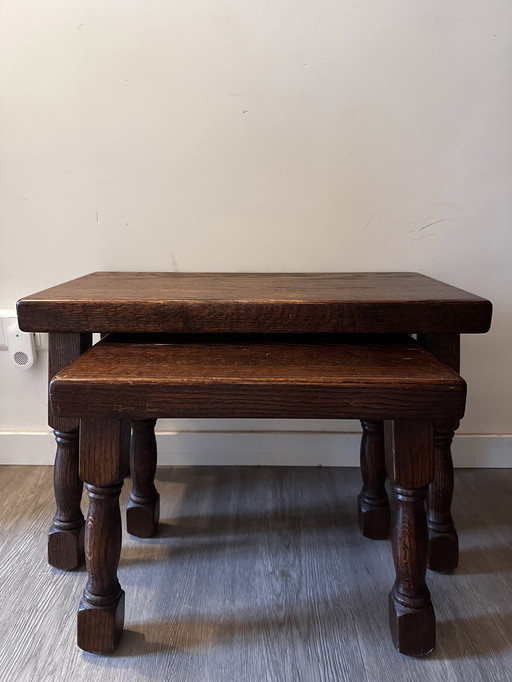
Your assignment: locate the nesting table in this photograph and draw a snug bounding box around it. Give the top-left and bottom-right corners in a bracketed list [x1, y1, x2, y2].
[17, 272, 492, 577]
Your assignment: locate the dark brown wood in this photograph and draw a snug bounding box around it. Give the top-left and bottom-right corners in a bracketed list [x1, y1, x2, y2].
[384, 420, 435, 657]
[426, 428, 458, 573]
[384, 419, 435, 489]
[47, 429, 85, 570]
[17, 272, 492, 656]
[19, 274, 492, 581]
[55, 338, 463, 656]
[50, 336, 467, 421]
[47, 332, 92, 570]
[358, 420, 390, 539]
[77, 418, 126, 653]
[78, 482, 125, 654]
[48, 332, 92, 431]
[387, 485, 435, 658]
[52, 341, 465, 656]
[79, 418, 130, 487]
[418, 333, 461, 573]
[17, 272, 493, 334]
[126, 419, 160, 537]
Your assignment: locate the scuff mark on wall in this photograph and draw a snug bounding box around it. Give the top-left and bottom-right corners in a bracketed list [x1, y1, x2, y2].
[417, 218, 448, 231]
[169, 252, 180, 272]
[362, 214, 375, 231]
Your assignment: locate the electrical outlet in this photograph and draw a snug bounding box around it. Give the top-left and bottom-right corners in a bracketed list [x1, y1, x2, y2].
[0, 311, 17, 351]
[0, 310, 44, 351]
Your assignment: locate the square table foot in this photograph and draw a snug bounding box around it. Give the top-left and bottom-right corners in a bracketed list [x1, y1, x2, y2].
[48, 523, 85, 570]
[428, 530, 459, 573]
[126, 493, 160, 538]
[388, 593, 435, 657]
[77, 591, 125, 654]
[357, 493, 390, 539]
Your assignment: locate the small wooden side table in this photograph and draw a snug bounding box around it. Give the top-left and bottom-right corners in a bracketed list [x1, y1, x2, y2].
[17, 272, 492, 572]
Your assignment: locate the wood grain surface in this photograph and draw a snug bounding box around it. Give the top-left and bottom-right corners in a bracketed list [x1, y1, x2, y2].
[17, 272, 492, 334]
[49, 335, 466, 421]
[2, 465, 512, 681]
[47, 332, 92, 431]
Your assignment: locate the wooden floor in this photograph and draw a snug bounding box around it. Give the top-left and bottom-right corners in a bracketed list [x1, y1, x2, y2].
[2, 466, 512, 682]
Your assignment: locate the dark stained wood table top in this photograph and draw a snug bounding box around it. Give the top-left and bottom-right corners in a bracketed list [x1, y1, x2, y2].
[17, 271, 492, 334]
[50, 335, 466, 421]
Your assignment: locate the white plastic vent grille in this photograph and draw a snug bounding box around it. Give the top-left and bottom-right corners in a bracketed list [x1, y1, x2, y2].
[14, 351, 29, 366]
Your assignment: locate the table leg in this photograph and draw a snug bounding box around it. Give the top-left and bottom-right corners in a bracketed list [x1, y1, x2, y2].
[427, 421, 459, 573]
[48, 429, 84, 570]
[77, 418, 129, 653]
[358, 420, 390, 539]
[385, 419, 436, 657]
[47, 332, 91, 570]
[418, 333, 460, 573]
[127, 419, 160, 538]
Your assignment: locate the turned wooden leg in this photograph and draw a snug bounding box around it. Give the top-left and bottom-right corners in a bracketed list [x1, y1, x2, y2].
[385, 420, 436, 657]
[77, 418, 129, 653]
[127, 419, 160, 538]
[47, 332, 92, 570]
[427, 423, 459, 573]
[48, 430, 85, 570]
[78, 481, 125, 654]
[388, 484, 435, 657]
[417, 334, 460, 574]
[358, 420, 390, 539]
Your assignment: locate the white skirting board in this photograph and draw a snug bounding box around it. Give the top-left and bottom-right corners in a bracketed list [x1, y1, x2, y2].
[0, 430, 510, 467]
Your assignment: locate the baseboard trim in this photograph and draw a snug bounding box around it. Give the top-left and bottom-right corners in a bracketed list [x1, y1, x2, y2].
[0, 430, 510, 467]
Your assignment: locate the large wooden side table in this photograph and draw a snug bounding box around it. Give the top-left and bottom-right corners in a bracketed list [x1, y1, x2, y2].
[17, 272, 492, 573]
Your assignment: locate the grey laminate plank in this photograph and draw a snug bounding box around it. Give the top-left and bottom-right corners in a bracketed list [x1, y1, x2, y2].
[2, 466, 512, 682]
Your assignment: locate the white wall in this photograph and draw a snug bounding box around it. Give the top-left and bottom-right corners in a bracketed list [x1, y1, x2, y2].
[1, 1, 511, 464]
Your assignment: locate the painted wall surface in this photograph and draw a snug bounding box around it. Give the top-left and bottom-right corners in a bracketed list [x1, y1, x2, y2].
[1, 1, 511, 463]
